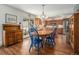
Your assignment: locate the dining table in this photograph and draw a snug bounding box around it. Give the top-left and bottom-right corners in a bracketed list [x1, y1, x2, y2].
[38, 28, 53, 36]
[38, 27, 53, 38]
[32, 27, 53, 38]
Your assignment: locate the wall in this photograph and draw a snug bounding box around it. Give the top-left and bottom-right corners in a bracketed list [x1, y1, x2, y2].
[74, 4, 79, 11]
[0, 4, 35, 47]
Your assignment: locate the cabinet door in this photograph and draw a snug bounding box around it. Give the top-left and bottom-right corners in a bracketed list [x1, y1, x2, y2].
[5, 31, 9, 46]
[9, 32, 15, 45]
[5, 31, 15, 46]
[16, 31, 23, 42]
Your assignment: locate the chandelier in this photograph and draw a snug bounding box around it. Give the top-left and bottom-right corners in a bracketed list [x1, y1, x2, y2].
[41, 4, 46, 20]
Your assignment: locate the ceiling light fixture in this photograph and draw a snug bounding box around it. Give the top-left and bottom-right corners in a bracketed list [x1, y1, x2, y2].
[41, 4, 46, 20]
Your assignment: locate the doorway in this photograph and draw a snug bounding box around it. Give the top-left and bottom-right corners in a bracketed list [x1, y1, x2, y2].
[22, 18, 29, 39]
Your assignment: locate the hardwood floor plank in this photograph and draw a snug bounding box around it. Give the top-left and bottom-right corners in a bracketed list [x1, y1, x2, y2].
[8, 46, 18, 55]
[3, 48, 14, 55]
[0, 48, 8, 55]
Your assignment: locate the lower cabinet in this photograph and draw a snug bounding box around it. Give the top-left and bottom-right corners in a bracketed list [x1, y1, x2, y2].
[4, 30, 23, 47]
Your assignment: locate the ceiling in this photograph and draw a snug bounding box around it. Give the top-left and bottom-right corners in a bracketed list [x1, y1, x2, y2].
[8, 4, 76, 18]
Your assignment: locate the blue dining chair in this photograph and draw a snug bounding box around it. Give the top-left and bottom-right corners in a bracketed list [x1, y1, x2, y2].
[46, 28, 57, 47]
[28, 27, 43, 54]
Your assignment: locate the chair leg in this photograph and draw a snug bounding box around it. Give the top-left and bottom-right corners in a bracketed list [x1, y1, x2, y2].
[37, 44, 39, 55]
[53, 41, 56, 45]
[53, 38, 56, 45]
[29, 44, 32, 53]
[46, 39, 49, 44]
[41, 41, 43, 48]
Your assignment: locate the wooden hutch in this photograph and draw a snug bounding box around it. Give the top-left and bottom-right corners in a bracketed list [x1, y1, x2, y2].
[3, 24, 23, 47]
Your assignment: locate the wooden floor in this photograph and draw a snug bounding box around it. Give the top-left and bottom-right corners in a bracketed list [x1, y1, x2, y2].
[0, 34, 74, 55]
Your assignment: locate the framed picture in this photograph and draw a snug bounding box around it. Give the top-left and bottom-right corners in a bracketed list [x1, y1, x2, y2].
[5, 13, 17, 24]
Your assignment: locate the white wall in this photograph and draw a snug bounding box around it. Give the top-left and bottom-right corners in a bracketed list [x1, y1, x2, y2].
[74, 4, 79, 11]
[0, 4, 35, 47]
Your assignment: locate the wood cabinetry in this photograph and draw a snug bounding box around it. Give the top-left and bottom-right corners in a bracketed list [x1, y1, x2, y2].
[3, 24, 23, 47]
[67, 13, 79, 54]
[45, 20, 63, 25]
[45, 20, 63, 34]
[74, 13, 79, 54]
[57, 28, 63, 34]
[69, 17, 74, 48]
[66, 16, 74, 49]
[34, 18, 42, 26]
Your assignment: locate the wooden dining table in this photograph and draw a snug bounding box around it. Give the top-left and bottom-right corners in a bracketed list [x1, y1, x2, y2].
[32, 27, 53, 38]
[37, 27, 53, 38]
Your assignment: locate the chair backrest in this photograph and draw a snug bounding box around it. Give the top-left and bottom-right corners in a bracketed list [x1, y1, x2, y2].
[51, 28, 57, 38]
[28, 27, 40, 43]
[28, 27, 35, 36]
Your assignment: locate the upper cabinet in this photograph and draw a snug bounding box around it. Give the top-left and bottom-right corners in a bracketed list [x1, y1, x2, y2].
[45, 19, 63, 26]
[34, 18, 42, 26]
